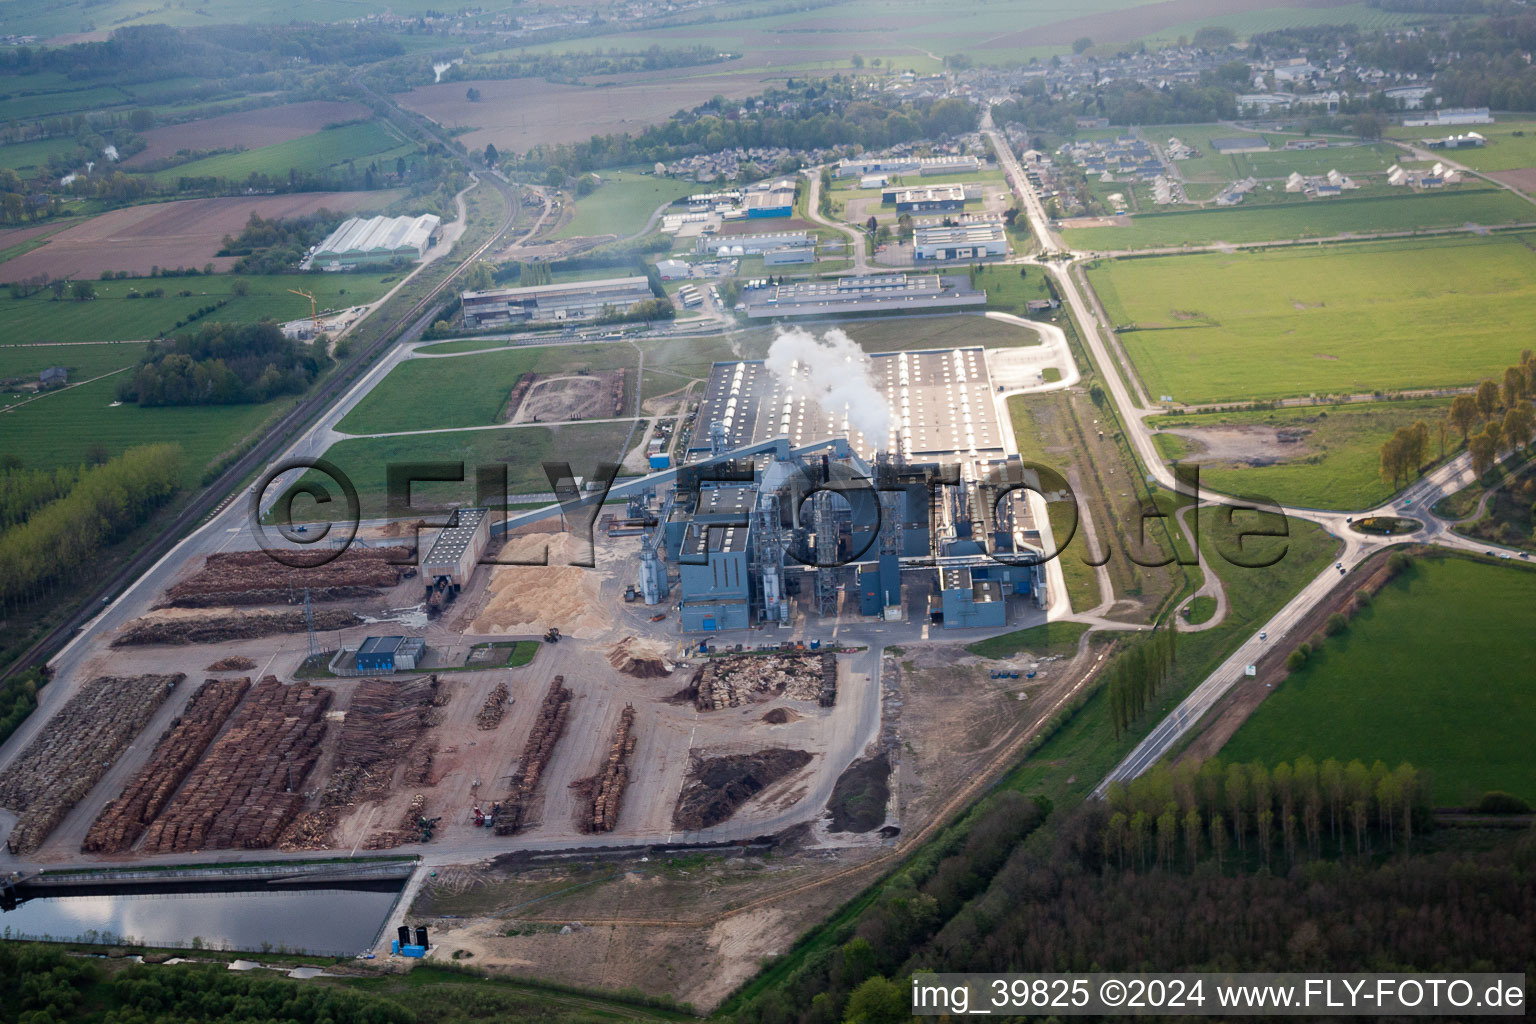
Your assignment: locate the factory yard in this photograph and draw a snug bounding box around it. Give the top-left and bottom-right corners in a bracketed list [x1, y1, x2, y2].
[0, 191, 405, 283]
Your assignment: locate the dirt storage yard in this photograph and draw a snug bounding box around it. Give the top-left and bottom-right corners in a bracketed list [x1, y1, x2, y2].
[507, 370, 627, 424]
[410, 841, 887, 1010]
[122, 101, 373, 167]
[0, 191, 404, 283]
[1157, 423, 1311, 467]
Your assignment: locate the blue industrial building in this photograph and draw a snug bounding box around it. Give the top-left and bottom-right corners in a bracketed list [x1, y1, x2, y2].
[355, 635, 426, 673]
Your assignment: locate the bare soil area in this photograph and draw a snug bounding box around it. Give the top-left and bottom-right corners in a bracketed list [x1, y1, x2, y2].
[509, 370, 626, 424]
[0, 191, 404, 283]
[123, 101, 372, 167]
[1160, 423, 1312, 466]
[1487, 168, 1536, 194]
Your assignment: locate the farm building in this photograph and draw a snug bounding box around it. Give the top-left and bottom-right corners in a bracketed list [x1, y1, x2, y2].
[309, 214, 441, 268]
[1425, 132, 1486, 150]
[355, 636, 427, 673]
[39, 366, 67, 389]
[882, 183, 968, 213]
[913, 222, 1008, 261]
[1209, 138, 1269, 155]
[422, 507, 491, 586]
[460, 277, 654, 326]
[740, 272, 985, 318]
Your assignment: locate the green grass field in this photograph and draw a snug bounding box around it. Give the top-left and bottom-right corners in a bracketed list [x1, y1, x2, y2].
[0, 84, 133, 122]
[1221, 556, 1536, 806]
[146, 122, 413, 182]
[966, 621, 1089, 660]
[1091, 234, 1536, 403]
[337, 344, 641, 435]
[1150, 399, 1461, 510]
[0, 342, 148, 388]
[1388, 117, 1536, 173]
[1061, 188, 1534, 250]
[553, 171, 698, 240]
[0, 274, 397, 344]
[299, 420, 637, 517]
[0, 373, 290, 486]
[0, 137, 85, 172]
[1236, 142, 1401, 180]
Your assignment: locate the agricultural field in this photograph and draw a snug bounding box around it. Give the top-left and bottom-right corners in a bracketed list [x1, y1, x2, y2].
[0, 273, 396, 345]
[302, 420, 638, 515]
[1235, 142, 1401, 180]
[123, 100, 374, 168]
[553, 171, 698, 240]
[1389, 116, 1536, 173]
[1134, 2, 1429, 50]
[0, 137, 86, 173]
[1090, 234, 1536, 403]
[1220, 556, 1536, 806]
[1150, 399, 1461, 510]
[1061, 187, 1535, 250]
[143, 122, 415, 184]
[0, 84, 133, 122]
[0, 371, 291, 487]
[0, 341, 148, 393]
[0, 191, 406, 283]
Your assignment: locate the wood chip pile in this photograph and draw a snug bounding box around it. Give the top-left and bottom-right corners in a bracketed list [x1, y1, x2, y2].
[672, 748, 813, 831]
[0, 674, 182, 855]
[476, 682, 510, 729]
[113, 609, 358, 646]
[140, 677, 331, 853]
[686, 652, 830, 711]
[493, 676, 572, 836]
[81, 677, 251, 854]
[579, 704, 636, 833]
[606, 636, 672, 678]
[161, 547, 412, 607]
[322, 675, 439, 808]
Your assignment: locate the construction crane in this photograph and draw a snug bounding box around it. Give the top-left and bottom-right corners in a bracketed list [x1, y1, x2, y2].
[287, 288, 317, 323]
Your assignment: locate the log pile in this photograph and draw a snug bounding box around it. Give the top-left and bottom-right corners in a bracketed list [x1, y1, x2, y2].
[476, 682, 510, 729]
[686, 653, 828, 711]
[207, 656, 257, 672]
[0, 674, 182, 855]
[818, 653, 838, 708]
[277, 807, 339, 851]
[113, 609, 358, 646]
[365, 794, 426, 850]
[321, 675, 438, 807]
[81, 677, 251, 854]
[493, 677, 572, 835]
[161, 547, 412, 607]
[140, 677, 331, 853]
[581, 704, 636, 833]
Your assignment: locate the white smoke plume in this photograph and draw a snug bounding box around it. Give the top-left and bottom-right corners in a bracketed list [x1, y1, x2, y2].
[764, 326, 891, 445]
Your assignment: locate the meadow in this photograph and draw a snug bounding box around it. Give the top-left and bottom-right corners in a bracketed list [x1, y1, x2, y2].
[1089, 234, 1536, 403]
[553, 171, 698, 240]
[0, 273, 397, 344]
[1388, 116, 1536, 173]
[1061, 187, 1534, 250]
[0, 372, 291, 487]
[300, 420, 638, 517]
[1150, 399, 1461, 510]
[0, 342, 148, 386]
[0, 137, 83, 173]
[145, 122, 413, 183]
[1221, 556, 1536, 806]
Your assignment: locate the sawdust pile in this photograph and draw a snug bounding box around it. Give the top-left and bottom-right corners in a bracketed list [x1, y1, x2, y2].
[471, 535, 609, 638]
[606, 636, 673, 678]
[673, 749, 813, 830]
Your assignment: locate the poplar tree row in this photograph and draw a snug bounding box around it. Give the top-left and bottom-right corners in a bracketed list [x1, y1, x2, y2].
[1107, 625, 1177, 738]
[0, 444, 182, 612]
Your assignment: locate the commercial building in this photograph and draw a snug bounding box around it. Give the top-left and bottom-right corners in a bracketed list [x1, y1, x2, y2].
[1209, 137, 1268, 155]
[930, 567, 1005, 629]
[740, 273, 985, 319]
[913, 221, 1008, 261]
[355, 635, 427, 673]
[688, 347, 1005, 461]
[882, 182, 968, 213]
[309, 214, 441, 268]
[744, 189, 794, 219]
[763, 245, 816, 266]
[836, 154, 982, 178]
[460, 277, 654, 326]
[1403, 107, 1492, 128]
[654, 259, 692, 280]
[422, 507, 491, 586]
[696, 231, 810, 256]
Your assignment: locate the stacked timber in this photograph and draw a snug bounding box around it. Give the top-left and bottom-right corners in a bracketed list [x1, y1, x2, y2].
[476, 682, 510, 729]
[587, 704, 637, 833]
[82, 677, 251, 853]
[140, 677, 331, 853]
[818, 653, 838, 708]
[0, 674, 181, 855]
[494, 677, 572, 835]
[322, 676, 437, 807]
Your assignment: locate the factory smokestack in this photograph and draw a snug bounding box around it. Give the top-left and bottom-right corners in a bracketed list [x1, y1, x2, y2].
[765, 326, 891, 446]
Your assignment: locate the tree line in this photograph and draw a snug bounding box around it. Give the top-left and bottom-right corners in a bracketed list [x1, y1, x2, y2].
[1381, 350, 1536, 485]
[117, 322, 330, 407]
[1101, 755, 1431, 875]
[217, 210, 345, 274]
[0, 444, 181, 613]
[1107, 624, 1177, 738]
[0, 462, 85, 531]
